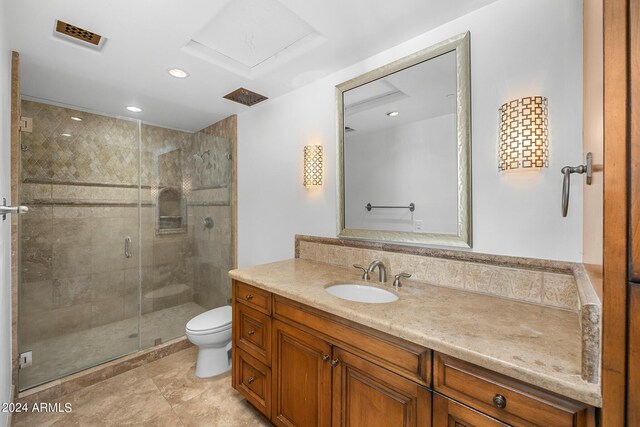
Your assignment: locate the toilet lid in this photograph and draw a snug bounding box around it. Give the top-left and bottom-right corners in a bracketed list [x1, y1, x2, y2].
[186, 305, 232, 334]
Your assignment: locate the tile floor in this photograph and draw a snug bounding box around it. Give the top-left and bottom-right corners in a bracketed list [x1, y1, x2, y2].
[21, 302, 208, 390]
[13, 347, 271, 426]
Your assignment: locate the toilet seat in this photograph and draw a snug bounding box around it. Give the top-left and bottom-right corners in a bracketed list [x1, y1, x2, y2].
[186, 305, 232, 335]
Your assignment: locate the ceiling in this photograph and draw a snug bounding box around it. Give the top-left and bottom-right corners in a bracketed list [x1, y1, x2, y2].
[6, 0, 498, 132]
[344, 50, 457, 136]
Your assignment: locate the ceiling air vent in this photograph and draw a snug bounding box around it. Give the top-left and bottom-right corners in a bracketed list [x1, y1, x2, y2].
[54, 20, 105, 50]
[223, 88, 268, 107]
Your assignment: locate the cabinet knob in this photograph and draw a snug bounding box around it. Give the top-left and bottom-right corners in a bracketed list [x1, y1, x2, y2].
[245, 294, 253, 301]
[331, 359, 340, 367]
[322, 354, 330, 362]
[247, 377, 255, 384]
[493, 394, 507, 409]
[247, 329, 255, 336]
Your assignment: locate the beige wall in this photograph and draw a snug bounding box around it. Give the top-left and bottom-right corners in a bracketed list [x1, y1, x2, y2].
[582, 0, 604, 297]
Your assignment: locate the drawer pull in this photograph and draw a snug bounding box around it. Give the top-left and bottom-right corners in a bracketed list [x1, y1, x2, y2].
[331, 358, 340, 367]
[245, 294, 254, 301]
[493, 394, 507, 409]
[247, 329, 256, 336]
[322, 354, 330, 362]
[247, 376, 255, 384]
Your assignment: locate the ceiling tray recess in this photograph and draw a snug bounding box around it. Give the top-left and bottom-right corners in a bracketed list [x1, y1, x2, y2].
[183, 0, 326, 79]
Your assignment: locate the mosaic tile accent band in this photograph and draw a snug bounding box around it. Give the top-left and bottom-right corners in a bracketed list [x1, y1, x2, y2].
[499, 96, 549, 171]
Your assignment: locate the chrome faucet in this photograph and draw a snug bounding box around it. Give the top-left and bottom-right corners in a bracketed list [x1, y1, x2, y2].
[367, 260, 387, 283]
[353, 260, 387, 283]
[353, 264, 370, 280]
[392, 273, 411, 289]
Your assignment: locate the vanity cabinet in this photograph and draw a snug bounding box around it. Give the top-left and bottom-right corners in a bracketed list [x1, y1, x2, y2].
[231, 280, 595, 427]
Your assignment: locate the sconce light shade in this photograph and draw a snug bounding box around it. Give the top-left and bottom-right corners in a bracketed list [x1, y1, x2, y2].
[499, 96, 549, 171]
[303, 145, 323, 187]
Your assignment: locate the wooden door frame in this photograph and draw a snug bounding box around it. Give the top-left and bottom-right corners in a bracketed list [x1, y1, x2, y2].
[627, 0, 640, 424]
[601, 0, 630, 425]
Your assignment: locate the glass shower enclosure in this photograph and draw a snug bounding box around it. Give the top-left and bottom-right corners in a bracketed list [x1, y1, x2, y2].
[17, 99, 233, 390]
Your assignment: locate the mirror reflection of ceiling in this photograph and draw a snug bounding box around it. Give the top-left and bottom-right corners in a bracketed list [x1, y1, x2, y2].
[344, 51, 456, 136]
[7, 0, 497, 131]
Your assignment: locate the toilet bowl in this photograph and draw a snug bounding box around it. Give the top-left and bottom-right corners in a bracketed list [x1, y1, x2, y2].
[185, 305, 233, 378]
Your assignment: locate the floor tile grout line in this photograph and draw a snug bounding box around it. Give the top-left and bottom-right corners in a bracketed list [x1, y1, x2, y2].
[142, 352, 190, 426]
[140, 364, 187, 426]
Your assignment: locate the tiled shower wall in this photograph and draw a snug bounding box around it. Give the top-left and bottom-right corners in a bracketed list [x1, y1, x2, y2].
[188, 131, 233, 310]
[19, 100, 233, 345]
[189, 115, 236, 308]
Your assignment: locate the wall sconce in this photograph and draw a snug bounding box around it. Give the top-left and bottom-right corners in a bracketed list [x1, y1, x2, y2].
[499, 96, 549, 171]
[303, 145, 323, 187]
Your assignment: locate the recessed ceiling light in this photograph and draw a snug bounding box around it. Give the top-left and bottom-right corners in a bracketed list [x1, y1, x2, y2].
[168, 68, 189, 79]
[126, 106, 143, 113]
[61, 133, 72, 137]
[387, 111, 399, 117]
[70, 116, 83, 121]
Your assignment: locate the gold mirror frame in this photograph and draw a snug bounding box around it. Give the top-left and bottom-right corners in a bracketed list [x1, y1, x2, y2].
[336, 32, 472, 248]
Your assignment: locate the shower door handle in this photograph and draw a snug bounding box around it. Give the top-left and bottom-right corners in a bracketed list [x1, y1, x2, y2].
[124, 237, 132, 258]
[0, 197, 28, 220]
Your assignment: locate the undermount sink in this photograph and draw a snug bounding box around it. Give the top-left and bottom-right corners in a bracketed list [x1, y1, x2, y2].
[325, 283, 398, 303]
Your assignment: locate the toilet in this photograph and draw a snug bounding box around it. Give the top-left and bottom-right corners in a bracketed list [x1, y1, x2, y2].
[185, 305, 233, 378]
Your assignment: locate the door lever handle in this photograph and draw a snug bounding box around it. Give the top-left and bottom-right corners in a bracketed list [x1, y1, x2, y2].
[561, 152, 592, 217]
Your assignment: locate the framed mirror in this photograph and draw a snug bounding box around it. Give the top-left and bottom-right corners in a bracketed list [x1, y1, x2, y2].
[337, 32, 471, 248]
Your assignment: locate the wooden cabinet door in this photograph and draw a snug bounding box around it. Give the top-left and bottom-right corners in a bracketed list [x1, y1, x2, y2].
[433, 394, 507, 427]
[272, 320, 332, 427]
[332, 347, 432, 427]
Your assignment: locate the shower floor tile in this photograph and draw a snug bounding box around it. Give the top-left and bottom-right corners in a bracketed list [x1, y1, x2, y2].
[12, 347, 270, 427]
[20, 302, 208, 390]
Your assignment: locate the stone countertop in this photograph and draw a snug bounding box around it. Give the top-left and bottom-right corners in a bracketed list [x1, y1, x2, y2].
[229, 258, 601, 407]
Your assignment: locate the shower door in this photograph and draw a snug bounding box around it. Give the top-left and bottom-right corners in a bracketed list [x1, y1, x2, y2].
[17, 99, 235, 391]
[18, 100, 142, 390]
[137, 125, 233, 349]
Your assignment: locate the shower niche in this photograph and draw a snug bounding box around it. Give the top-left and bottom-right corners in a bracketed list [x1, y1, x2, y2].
[156, 148, 187, 234]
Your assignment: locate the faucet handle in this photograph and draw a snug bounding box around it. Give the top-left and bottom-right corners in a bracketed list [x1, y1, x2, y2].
[353, 264, 370, 280]
[392, 273, 411, 288]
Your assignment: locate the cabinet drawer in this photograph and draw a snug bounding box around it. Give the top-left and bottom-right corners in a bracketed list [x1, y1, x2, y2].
[434, 353, 592, 427]
[235, 281, 272, 314]
[235, 303, 271, 365]
[234, 348, 271, 418]
[433, 393, 507, 427]
[274, 296, 431, 386]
